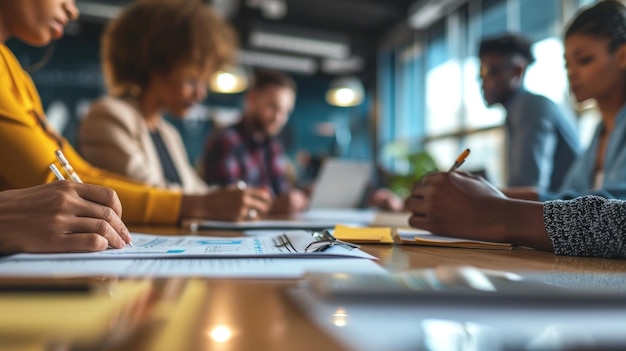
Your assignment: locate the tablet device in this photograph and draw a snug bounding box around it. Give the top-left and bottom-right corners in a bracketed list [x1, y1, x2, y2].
[308, 158, 372, 209]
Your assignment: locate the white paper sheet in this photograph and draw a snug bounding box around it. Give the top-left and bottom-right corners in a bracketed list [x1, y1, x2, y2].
[297, 209, 376, 225]
[397, 229, 506, 245]
[8, 232, 376, 260]
[198, 219, 338, 231]
[0, 257, 387, 279]
[370, 211, 412, 228]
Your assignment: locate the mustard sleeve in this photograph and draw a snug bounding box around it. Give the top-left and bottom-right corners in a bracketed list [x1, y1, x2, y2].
[0, 110, 182, 225]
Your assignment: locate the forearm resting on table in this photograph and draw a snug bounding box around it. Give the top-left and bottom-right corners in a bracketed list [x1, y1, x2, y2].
[498, 198, 553, 251]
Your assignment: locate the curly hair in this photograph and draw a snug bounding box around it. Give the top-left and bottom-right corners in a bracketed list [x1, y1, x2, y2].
[101, 0, 237, 96]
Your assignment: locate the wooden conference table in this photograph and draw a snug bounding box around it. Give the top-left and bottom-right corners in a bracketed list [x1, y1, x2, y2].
[2, 224, 626, 351]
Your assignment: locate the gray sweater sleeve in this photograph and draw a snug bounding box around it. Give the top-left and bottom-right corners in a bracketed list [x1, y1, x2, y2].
[543, 196, 626, 258]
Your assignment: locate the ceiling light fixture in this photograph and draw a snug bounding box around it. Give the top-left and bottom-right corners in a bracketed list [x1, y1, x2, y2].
[250, 31, 350, 59]
[75, 2, 122, 21]
[408, 0, 461, 30]
[322, 56, 364, 75]
[247, 0, 287, 20]
[238, 50, 317, 74]
[326, 77, 365, 107]
[261, 0, 287, 19]
[209, 66, 249, 94]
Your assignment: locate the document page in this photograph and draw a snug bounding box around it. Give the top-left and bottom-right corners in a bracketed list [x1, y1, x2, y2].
[8, 232, 376, 260]
[0, 257, 386, 279]
[198, 219, 338, 231]
[397, 229, 512, 249]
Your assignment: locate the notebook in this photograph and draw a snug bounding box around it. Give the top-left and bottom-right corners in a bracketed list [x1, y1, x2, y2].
[397, 228, 513, 250]
[308, 159, 373, 209]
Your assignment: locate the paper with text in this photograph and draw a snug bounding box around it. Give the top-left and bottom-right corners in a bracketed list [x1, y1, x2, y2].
[0, 257, 386, 279]
[8, 232, 376, 260]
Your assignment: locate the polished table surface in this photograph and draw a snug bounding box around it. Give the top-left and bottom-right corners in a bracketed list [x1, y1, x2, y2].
[3, 225, 626, 351]
[135, 224, 626, 274]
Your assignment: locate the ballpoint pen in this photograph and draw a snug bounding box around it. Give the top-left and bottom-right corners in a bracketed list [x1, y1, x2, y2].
[55, 149, 83, 183]
[448, 148, 471, 172]
[49, 164, 65, 181]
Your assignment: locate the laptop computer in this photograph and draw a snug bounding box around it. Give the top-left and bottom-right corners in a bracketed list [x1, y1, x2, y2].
[308, 158, 373, 209]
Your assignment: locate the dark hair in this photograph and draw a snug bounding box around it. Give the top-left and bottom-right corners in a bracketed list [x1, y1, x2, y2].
[250, 69, 297, 93]
[102, 0, 237, 96]
[478, 33, 536, 64]
[565, 0, 626, 52]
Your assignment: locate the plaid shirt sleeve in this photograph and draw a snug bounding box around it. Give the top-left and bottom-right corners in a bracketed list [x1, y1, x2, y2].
[202, 128, 242, 187]
[268, 139, 292, 195]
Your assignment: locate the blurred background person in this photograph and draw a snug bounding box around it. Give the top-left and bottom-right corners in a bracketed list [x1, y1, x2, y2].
[504, 0, 626, 202]
[80, 0, 233, 195]
[0, 0, 271, 224]
[479, 33, 580, 193]
[79, 0, 274, 220]
[200, 69, 309, 215]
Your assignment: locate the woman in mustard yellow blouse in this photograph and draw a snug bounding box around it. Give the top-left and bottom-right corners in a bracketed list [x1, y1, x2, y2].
[0, 0, 271, 225]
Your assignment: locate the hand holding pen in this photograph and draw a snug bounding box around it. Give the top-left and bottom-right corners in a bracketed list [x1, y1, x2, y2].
[49, 150, 134, 248]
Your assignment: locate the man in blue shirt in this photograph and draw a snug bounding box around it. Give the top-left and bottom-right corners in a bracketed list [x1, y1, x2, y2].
[479, 33, 580, 192]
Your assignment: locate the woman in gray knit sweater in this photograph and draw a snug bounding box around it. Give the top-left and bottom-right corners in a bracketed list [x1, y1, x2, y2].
[407, 1, 626, 258]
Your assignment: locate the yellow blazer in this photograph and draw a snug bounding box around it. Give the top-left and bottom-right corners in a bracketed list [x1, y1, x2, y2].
[0, 42, 181, 225]
[80, 96, 211, 195]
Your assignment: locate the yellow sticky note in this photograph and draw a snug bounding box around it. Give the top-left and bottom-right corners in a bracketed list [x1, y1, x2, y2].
[334, 225, 394, 243]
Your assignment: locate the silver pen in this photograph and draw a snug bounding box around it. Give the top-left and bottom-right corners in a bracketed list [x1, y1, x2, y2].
[55, 149, 83, 183]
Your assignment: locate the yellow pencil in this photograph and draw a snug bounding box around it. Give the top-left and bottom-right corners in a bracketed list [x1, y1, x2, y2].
[448, 148, 471, 172]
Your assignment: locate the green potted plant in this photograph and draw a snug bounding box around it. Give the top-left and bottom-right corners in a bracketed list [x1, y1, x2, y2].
[389, 151, 439, 198]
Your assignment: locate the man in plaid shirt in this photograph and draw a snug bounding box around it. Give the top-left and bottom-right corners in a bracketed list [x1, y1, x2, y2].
[200, 70, 309, 214]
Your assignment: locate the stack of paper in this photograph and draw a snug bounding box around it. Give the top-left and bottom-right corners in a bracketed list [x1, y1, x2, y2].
[0, 233, 386, 279]
[198, 219, 338, 231]
[370, 211, 412, 228]
[397, 228, 512, 250]
[199, 209, 377, 231]
[9, 233, 376, 260]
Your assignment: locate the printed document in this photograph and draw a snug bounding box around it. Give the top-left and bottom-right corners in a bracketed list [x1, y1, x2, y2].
[8, 232, 376, 260]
